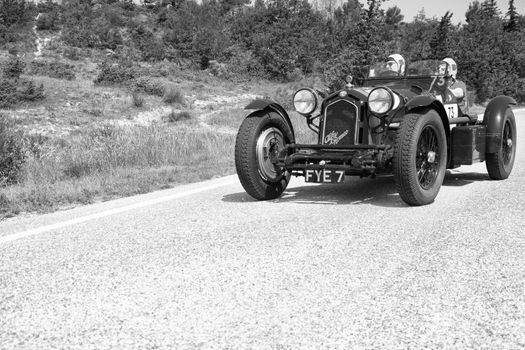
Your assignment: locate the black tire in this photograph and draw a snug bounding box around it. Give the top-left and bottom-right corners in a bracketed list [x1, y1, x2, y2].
[486, 108, 517, 180]
[394, 110, 447, 206]
[234, 110, 292, 200]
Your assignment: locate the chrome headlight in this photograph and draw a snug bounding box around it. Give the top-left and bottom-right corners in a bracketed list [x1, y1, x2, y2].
[368, 87, 400, 115]
[293, 88, 317, 115]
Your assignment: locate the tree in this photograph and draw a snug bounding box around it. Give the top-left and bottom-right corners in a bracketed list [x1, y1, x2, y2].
[357, 0, 387, 64]
[481, 0, 500, 18]
[230, 0, 326, 79]
[334, 0, 362, 24]
[330, 0, 362, 51]
[385, 5, 403, 26]
[504, 0, 519, 31]
[0, 0, 34, 27]
[429, 11, 453, 59]
[456, 1, 518, 102]
[399, 11, 437, 60]
[219, 0, 250, 15]
[465, 1, 482, 23]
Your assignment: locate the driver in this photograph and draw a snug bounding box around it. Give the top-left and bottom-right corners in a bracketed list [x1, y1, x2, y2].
[440, 57, 468, 113]
[385, 54, 406, 75]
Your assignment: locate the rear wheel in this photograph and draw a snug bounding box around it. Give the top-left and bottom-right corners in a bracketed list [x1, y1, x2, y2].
[394, 110, 447, 206]
[235, 111, 292, 200]
[486, 108, 516, 180]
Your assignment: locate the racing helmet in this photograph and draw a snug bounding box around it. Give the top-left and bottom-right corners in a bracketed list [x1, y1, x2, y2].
[386, 54, 405, 75]
[441, 57, 457, 79]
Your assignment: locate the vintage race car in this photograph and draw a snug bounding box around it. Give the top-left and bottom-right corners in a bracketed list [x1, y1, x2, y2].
[234, 60, 517, 206]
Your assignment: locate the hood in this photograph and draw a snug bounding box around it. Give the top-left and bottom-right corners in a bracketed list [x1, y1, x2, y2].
[349, 82, 421, 102]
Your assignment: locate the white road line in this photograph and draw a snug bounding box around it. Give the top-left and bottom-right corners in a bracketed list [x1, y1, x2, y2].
[0, 177, 238, 245]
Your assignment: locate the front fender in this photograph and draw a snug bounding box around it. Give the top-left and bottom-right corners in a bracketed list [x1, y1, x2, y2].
[483, 95, 517, 153]
[405, 95, 451, 137]
[245, 99, 295, 143]
[405, 96, 449, 122]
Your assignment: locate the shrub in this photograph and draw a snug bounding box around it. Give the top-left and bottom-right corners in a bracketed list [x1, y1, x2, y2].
[220, 46, 266, 81]
[0, 56, 45, 107]
[516, 80, 525, 104]
[162, 86, 185, 105]
[36, 11, 60, 31]
[0, 0, 35, 27]
[94, 60, 137, 85]
[63, 46, 82, 61]
[0, 192, 11, 215]
[164, 110, 192, 123]
[131, 91, 144, 108]
[118, 0, 136, 12]
[0, 115, 26, 186]
[96, 25, 123, 51]
[24, 133, 49, 160]
[131, 24, 165, 61]
[61, 23, 99, 49]
[0, 78, 44, 107]
[61, 2, 122, 50]
[0, 79, 18, 108]
[27, 60, 76, 80]
[37, 0, 59, 13]
[18, 80, 45, 102]
[103, 5, 126, 27]
[131, 76, 165, 96]
[286, 68, 304, 82]
[2, 55, 25, 79]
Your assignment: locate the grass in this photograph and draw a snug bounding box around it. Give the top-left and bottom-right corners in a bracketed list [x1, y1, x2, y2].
[207, 108, 246, 130]
[0, 123, 235, 218]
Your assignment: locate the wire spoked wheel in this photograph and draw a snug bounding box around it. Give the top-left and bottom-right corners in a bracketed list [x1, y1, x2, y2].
[416, 126, 441, 190]
[502, 120, 514, 165]
[394, 110, 447, 206]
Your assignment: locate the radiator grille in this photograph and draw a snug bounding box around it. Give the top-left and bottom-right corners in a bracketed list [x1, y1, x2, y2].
[322, 99, 359, 145]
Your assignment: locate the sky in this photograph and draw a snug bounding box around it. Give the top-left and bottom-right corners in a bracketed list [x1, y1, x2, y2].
[358, 0, 525, 24]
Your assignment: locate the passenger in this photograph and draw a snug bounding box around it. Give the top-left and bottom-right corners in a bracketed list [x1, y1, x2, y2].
[440, 57, 468, 113]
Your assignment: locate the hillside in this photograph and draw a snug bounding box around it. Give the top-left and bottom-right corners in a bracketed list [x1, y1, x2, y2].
[0, 4, 321, 219]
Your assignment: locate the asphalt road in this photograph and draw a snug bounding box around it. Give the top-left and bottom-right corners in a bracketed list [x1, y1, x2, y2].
[1, 110, 524, 349]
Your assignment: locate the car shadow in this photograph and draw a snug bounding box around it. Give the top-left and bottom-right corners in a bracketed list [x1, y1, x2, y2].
[222, 175, 406, 208]
[224, 170, 492, 206]
[443, 170, 490, 187]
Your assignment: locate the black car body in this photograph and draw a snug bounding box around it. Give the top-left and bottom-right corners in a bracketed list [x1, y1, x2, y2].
[235, 60, 517, 205]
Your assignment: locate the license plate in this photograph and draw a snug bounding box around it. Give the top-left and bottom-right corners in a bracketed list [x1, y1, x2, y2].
[304, 169, 345, 183]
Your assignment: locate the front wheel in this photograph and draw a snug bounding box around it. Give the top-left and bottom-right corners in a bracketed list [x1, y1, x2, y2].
[394, 110, 448, 206]
[235, 111, 292, 200]
[486, 108, 517, 180]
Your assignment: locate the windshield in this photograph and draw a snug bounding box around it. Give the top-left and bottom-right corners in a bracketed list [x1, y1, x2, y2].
[406, 60, 447, 77]
[367, 60, 450, 79]
[367, 62, 404, 78]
